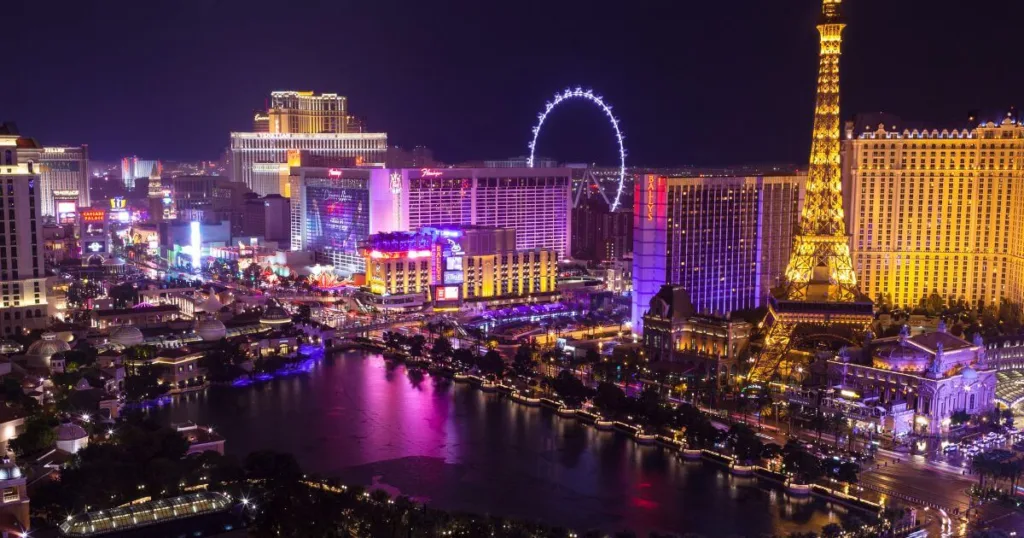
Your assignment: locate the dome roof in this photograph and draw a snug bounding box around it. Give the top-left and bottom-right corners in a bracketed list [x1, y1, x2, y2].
[195, 319, 227, 341]
[260, 302, 291, 325]
[872, 341, 930, 372]
[961, 366, 979, 381]
[55, 422, 88, 441]
[0, 463, 22, 480]
[26, 332, 71, 360]
[110, 325, 145, 347]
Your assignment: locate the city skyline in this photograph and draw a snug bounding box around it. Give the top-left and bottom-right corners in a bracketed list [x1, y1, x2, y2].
[3, 0, 1023, 166]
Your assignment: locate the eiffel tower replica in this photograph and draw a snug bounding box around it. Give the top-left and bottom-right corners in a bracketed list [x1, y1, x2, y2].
[746, 0, 874, 385]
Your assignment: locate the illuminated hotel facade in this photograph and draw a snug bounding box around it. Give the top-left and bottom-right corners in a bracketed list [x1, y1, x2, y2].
[632, 173, 805, 333]
[232, 90, 383, 197]
[0, 124, 51, 334]
[263, 91, 363, 134]
[290, 167, 572, 277]
[39, 145, 89, 220]
[843, 116, 1024, 309]
[360, 226, 557, 309]
[230, 132, 387, 197]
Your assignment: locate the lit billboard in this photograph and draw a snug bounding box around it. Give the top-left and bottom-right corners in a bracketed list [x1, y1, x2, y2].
[57, 201, 77, 225]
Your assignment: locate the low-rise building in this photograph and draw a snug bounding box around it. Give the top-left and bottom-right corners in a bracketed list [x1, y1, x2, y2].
[174, 422, 225, 456]
[826, 325, 996, 436]
[641, 285, 752, 387]
[359, 225, 557, 310]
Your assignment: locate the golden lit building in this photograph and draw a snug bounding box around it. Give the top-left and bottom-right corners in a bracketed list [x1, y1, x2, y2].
[264, 91, 362, 134]
[360, 226, 558, 309]
[843, 115, 1024, 309]
[462, 248, 557, 300]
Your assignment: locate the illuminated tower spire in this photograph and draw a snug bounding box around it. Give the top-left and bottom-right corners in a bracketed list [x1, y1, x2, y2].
[747, 0, 873, 384]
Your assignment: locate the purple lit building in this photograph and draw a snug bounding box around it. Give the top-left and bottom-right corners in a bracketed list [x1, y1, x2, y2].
[631, 173, 805, 334]
[290, 166, 571, 277]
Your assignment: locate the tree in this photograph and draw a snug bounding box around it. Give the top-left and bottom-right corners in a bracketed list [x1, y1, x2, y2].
[821, 523, 843, 538]
[726, 423, 764, 463]
[408, 335, 426, 359]
[593, 382, 627, 417]
[9, 415, 58, 458]
[478, 350, 505, 377]
[551, 370, 591, 408]
[431, 336, 453, 361]
[244, 450, 302, 484]
[950, 410, 971, 427]
[123, 363, 170, 403]
[512, 344, 536, 378]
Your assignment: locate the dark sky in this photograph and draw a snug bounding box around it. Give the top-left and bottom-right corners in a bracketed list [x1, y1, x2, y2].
[3, 0, 1022, 165]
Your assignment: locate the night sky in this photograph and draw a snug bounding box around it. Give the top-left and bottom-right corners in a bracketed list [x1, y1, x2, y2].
[4, 0, 1022, 166]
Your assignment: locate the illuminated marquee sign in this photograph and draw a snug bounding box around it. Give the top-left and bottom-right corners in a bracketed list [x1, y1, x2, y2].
[57, 201, 77, 224]
[53, 189, 79, 198]
[86, 241, 104, 253]
[420, 168, 442, 177]
[80, 209, 106, 223]
[328, 169, 343, 178]
[110, 197, 127, 210]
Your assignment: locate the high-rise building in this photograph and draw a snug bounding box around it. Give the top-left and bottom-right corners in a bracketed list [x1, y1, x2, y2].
[120, 156, 161, 191]
[289, 167, 572, 276]
[265, 91, 363, 134]
[231, 91, 384, 196]
[747, 0, 875, 384]
[631, 174, 805, 328]
[230, 133, 387, 197]
[39, 145, 89, 220]
[0, 123, 50, 334]
[242, 194, 290, 246]
[571, 195, 633, 262]
[843, 115, 1024, 309]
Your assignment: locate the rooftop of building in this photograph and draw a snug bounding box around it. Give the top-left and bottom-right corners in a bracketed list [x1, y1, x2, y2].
[59, 492, 232, 537]
[93, 304, 181, 317]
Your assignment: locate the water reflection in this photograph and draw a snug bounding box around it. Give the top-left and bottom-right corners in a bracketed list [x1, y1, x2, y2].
[149, 352, 849, 536]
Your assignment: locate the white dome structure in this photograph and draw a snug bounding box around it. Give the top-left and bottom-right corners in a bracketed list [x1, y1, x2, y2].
[195, 319, 227, 341]
[110, 325, 145, 348]
[200, 294, 224, 314]
[26, 332, 71, 368]
[55, 422, 89, 454]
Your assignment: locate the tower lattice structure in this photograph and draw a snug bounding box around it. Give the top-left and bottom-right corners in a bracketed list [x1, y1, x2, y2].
[747, 0, 874, 384]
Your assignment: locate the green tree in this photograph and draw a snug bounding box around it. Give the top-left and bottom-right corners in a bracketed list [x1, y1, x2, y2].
[478, 350, 505, 377]
[512, 344, 536, 378]
[551, 370, 592, 408]
[9, 415, 58, 458]
[593, 382, 627, 417]
[431, 336, 453, 361]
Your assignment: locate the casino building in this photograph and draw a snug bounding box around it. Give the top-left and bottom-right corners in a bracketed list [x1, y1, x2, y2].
[39, 145, 89, 220]
[359, 226, 558, 310]
[290, 167, 572, 277]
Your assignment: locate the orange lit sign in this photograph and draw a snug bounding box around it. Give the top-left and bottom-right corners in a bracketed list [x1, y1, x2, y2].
[646, 175, 655, 221]
[81, 209, 106, 223]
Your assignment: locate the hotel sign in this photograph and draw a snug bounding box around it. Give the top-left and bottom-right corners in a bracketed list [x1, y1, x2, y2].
[80, 209, 106, 223]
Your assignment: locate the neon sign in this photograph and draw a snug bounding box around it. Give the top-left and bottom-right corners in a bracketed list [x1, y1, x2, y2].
[110, 197, 126, 210]
[86, 242, 103, 253]
[646, 175, 655, 221]
[369, 249, 431, 260]
[328, 169, 343, 178]
[81, 209, 106, 223]
[420, 168, 442, 177]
